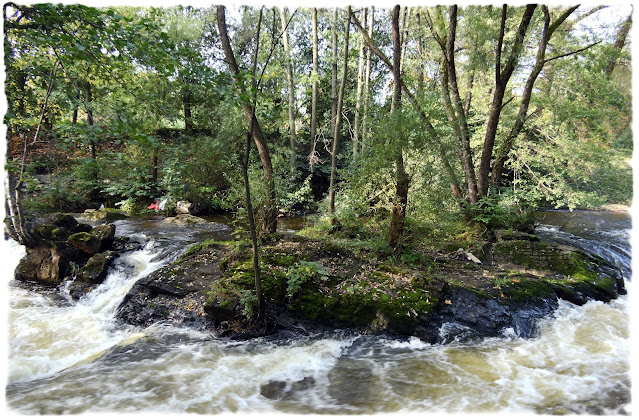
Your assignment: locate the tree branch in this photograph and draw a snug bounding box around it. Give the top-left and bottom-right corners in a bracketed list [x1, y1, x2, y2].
[544, 41, 601, 64]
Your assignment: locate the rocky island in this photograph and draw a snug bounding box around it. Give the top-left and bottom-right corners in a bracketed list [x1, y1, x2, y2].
[114, 224, 625, 343]
[12, 213, 625, 344]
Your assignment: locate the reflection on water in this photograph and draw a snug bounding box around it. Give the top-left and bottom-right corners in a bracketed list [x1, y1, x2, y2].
[4, 210, 632, 415]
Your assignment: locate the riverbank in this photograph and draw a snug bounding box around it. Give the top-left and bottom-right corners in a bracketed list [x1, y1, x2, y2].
[115, 228, 626, 343]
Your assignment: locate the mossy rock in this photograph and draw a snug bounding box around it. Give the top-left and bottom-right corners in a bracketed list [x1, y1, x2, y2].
[76, 250, 119, 284]
[163, 214, 208, 226]
[493, 240, 603, 282]
[33, 224, 69, 241]
[44, 213, 79, 229]
[68, 231, 102, 255]
[84, 208, 127, 222]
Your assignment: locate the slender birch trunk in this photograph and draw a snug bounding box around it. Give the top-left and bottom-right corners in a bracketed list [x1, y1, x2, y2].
[352, 8, 367, 159]
[279, 7, 297, 173]
[328, 7, 350, 214]
[310, 8, 319, 154]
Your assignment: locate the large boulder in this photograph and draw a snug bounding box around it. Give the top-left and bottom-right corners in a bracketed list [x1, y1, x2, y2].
[162, 214, 209, 226]
[31, 213, 92, 242]
[90, 224, 116, 250]
[83, 208, 127, 222]
[68, 232, 102, 255]
[14, 242, 80, 285]
[14, 214, 120, 289]
[76, 250, 119, 284]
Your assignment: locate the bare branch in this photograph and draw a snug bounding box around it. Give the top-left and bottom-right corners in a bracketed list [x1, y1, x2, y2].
[544, 41, 601, 64]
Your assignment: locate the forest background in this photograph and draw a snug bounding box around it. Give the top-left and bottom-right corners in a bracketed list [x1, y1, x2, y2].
[2, 0, 633, 254]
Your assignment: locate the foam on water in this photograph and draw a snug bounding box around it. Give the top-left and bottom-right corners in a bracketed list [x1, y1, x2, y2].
[7, 239, 169, 383]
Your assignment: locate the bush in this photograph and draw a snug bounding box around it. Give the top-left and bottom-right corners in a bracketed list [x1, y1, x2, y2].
[22, 178, 86, 212]
[467, 188, 537, 232]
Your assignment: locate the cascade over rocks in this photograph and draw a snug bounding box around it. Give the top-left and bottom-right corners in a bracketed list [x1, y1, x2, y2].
[14, 213, 121, 289]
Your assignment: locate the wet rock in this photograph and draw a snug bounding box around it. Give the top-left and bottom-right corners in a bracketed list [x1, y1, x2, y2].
[203, 301, 240, 325]
[84, 208, 127, 222]
[76, 250, 119, 284]
[494, 230, 539, 242]
[15, 214, 119, 289]
[31, 213, 92, 242]
[162, 214, 209, 226]
[111, 236, 144, 253]
[114, 234, 627, 345]
[260, 377, 315, 400]
[260, 381, 287, 400]
[90, 224, 116, 250]
[68, 232, 102, 255]
[417, 283, 559, 344]
[116, 255, 218, 330]
[14, 243, 78, 285]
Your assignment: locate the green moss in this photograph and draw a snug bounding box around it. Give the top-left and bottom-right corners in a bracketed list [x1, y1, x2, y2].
[500, 278, 555, 302]
[176, 239, 219, 264]
[68, 231, 93, 242]
[263, 253, 296, 267]
[86, 208, 128, 221]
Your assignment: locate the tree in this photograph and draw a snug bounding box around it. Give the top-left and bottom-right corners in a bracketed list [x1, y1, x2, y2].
[217, 5, 278, 233]
[242, 8, 266, 320]
[476, 5, 536, 199]
[279, 7, 297, 173]
[427, 5, 478, 204]
[604, 13, 632, 77]
[388, 5, 409, 251]
[352, 8, 367, 158]
[4, 2, 170, 240]
[309, 8, 319, 154]
[328, 7, 351, 215]
[360, 7, 374, 151]
[330, 9, 338, 145]
[351, 9, 463, 200]
[491, 6, 579, 187]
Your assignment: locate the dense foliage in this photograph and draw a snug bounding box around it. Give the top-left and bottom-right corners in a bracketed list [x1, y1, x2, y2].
[4, 3, 632, 247]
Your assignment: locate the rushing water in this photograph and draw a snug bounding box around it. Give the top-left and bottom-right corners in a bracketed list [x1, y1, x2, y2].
[3, 211, 632, 415]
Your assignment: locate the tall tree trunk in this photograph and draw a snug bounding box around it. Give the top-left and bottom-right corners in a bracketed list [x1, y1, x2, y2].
[328, 7, 350, 214]
[492, 6, 578, 187]
[330, 8, 338, 141]
[72, 90, 80, 124]
[352, 8, 367, 159]
[604, 13, 632, 77]
[84, 80, 100, 201]
[427, 6, 477, 203]
[449, 6, 476, 203]
[243, 7, 266, 320]
[388, 5, 409, 252]
[352, 11, 462, 199]
[476, 5, 536, 200]
[310, 8, 319, 155]
[416, 11, 424, 99]
[217, 5, 277, 233]
[85, 81, 96, 162]
[361, 7, 374, 150]
[150, 149, 158, 185]
[280, 7, 297, 173]
[6, 60, 58, 246]
[183, 86, 193, 135]
[399, 7, 411, 74]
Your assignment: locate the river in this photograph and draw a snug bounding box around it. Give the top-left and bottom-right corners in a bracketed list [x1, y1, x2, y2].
[3, 210, 632, 415]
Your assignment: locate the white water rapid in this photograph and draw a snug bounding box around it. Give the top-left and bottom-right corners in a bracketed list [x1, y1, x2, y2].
[3, 212, 632, 415]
